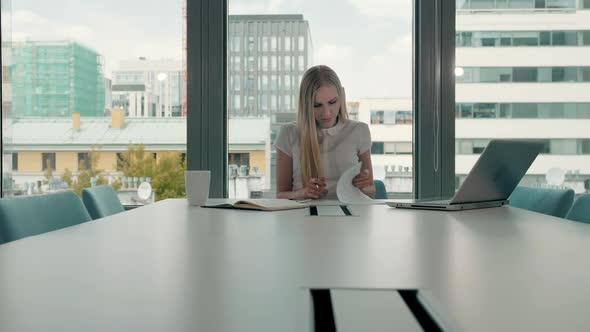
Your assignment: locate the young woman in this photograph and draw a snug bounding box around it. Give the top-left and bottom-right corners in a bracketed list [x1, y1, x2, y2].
[275, 65, 375, 199]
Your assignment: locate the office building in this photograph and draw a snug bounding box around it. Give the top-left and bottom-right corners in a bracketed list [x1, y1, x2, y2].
[228, 15, 312, 122]
[456, 0, 590, 192]
[361, 0, 590, 195]
[112, 58, 183, 117]
[358, 98, 414, 195]
[9, 41, 106, 117]
[228, 14, 313, 191]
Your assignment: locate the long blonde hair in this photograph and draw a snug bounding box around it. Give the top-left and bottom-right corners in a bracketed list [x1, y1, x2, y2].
[297, 65, 349, 186]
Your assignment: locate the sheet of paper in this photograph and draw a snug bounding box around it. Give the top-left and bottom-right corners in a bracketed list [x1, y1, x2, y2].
[336, 163, 376, 205]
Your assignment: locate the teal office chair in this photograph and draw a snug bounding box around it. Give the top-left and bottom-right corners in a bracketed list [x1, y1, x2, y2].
[566, 194, 590, 224]
[374, 180, 387, 199]
[82, 185, 125, 220]
[509, 186, 575, 218]
[0, 191, 92, 245]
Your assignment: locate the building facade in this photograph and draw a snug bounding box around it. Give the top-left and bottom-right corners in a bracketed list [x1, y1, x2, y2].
[3, 114, 271, 198]
[228, 14, 313, 191]
[228, 15, 312, 123]
[361, 0, 590, 196]
[112, 58, 183, 117]
[9, 41, 105, 117]
[456, 0, 590, 192]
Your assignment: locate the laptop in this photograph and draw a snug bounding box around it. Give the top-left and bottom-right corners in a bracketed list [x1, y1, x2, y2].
[388, 139, 546, 211]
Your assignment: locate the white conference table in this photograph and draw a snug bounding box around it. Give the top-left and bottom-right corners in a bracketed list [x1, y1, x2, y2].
[1, 199, 590, 331]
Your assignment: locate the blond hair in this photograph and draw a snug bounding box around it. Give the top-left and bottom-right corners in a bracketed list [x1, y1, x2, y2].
[297, 65, 349, 186]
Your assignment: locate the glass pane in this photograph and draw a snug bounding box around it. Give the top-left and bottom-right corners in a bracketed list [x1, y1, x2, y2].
[457, 0, 470, 9]
[513, 103, 538, 118]
[471, 0, 496, 9]
[546, 0, 575, 8]
[550, 140, 577, 154]
[538, 67, 552, 81]
[513, 67, 538, 81]
[473, 103, 497, 118]
[229, 1, 413, 199]
[553, 31, 566, 45]
[513, 32, 539, 46]
[510, 0, 534, 8]
[456, 4, 590, 195]
[384, 111, 397, 124]
[552, 67, 566, 81]
[540, 31, 551, 45]
[2, 0, 185, 203]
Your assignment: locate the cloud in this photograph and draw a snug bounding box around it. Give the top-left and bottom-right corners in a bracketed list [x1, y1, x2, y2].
[347, 0, 412, 20]
[388, 34, 412, 54]
[314, 44, 355, 63]
[229, 0, 287, 14]
[11, 10, 94, 42]
[312, 34, 412, 100]
[8, 10, 182, 78]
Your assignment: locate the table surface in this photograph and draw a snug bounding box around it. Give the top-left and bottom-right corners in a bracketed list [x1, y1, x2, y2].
[1, 199, 590, 331]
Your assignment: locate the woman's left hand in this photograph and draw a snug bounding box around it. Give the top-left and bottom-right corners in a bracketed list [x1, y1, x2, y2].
[352, 169, 373, 189]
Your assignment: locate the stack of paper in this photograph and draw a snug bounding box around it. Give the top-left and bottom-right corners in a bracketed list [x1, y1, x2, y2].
[336, 163, 377, 205]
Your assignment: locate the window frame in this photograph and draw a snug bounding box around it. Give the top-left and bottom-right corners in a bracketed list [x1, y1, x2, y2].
[41, 153, 56, 172]
[1, 0, 455, 199]
[77, 152, 91, 171]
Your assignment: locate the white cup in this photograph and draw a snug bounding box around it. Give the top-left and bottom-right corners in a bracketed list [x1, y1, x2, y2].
[185, 170, 211, 206]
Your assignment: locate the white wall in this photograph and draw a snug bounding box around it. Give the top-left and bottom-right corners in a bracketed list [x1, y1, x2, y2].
[456, 155, 590, 175]
[457, 11, 590, 31]
[456, 119, 590, 139]
[457, 48, 590, 67]
[457, 83, 590, 102]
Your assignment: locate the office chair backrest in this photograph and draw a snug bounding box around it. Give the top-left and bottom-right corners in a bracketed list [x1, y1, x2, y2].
[566, 194, 590, 224]
[509, 186, 575, 218]
[0, 191, 92, 245]
[374, 180, 387, 199]
[82, 185, 125, 220]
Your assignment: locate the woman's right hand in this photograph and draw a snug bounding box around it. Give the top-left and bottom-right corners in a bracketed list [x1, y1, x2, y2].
[297, 177, 327, 199]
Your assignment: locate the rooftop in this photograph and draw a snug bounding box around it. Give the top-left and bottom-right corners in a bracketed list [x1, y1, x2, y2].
[5, 116, 270, 150]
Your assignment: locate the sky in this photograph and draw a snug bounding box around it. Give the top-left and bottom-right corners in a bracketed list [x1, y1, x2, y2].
[5, 0, 412, 100]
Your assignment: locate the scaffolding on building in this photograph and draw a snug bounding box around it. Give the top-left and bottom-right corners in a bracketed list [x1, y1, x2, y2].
[10, 41, 105, 117]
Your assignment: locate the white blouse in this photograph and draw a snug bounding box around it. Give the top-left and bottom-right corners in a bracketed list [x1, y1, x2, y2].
[274, 119, 372, 198]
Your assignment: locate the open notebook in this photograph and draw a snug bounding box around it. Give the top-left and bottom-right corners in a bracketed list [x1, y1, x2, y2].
[203, 198, 307, 211]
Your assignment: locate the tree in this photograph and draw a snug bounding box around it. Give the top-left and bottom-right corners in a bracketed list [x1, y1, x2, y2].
[118, 145, 156, 179]
[63, 150, 107, 196]
[151, 152, 186, 200]
[117, 145, 186, 201]
[62, 168, 73, 187]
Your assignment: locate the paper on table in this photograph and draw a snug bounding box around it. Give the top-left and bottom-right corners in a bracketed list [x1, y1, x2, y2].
[336, 163, 375, 204]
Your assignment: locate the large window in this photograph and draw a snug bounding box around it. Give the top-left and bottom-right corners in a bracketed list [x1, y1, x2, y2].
[2, 0, 186, 203]
[41, 153, 56, 171]
[457, 30, 590, 47]
[370, 110, 413, 124]
[458, 67, 590, 83]
[457, 0, 577, 10]
[228, 1, 414, 198]
[456, 2, 590, 194]
[456, 103, 590, 118]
